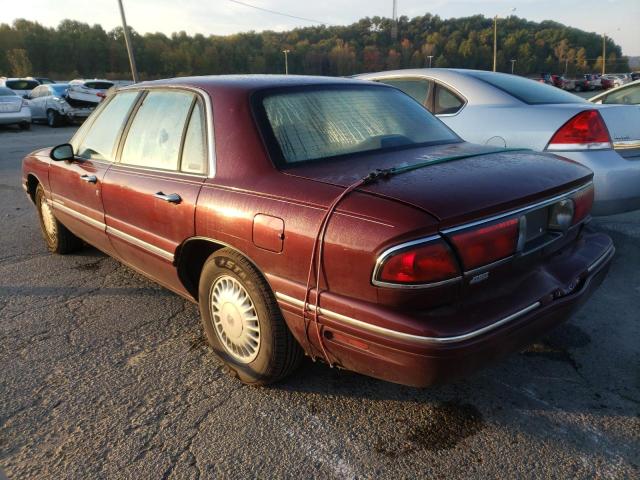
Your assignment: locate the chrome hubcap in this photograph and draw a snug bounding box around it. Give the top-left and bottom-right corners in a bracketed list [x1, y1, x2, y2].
[40, 199, 56, 236]
[210, 275, 260, 363]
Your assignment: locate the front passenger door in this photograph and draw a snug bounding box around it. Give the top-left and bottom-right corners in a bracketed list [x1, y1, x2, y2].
[101, 89, 208, 296]
[48, 90, 140, 255]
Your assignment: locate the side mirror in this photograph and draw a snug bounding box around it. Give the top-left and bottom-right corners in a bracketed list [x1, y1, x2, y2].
[50, 143, 74, 161]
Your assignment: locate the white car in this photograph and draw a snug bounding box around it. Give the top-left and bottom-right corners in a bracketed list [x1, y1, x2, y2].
[68, 79, 114, 103]
[28, 83, 96, 127]
[0, 77, 40, 98]
[0, 86, 31, 129]
[601, 74, 629, 88]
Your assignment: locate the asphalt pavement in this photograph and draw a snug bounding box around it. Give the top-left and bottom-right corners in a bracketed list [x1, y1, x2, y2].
[0, 124, 638, 479]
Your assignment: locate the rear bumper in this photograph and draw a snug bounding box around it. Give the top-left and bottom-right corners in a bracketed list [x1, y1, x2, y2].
[0, 107, 31, 125]
[558, 149, 640, 215]
[276, 232, 613, 387]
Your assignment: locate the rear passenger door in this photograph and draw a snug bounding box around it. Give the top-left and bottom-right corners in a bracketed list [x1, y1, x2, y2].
[101, 89, 209, 295]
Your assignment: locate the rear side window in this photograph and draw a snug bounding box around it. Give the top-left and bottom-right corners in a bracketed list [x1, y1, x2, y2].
[378, 78, 431, 105]
[75, 91, 139, 162]
[120, 90, 195, 171]
[434, 85, 464, 115]
[0, 87, 15, 96]
[6, 80, 39, 90]
[181, 100, 207, 174]
[465, 71, 586, 105]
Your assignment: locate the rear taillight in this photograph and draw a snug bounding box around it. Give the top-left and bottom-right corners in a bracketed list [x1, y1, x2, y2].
[571, 184, 594, 224]
[547, 110, 611, 151]
[376, 239, 459, 285]
[21, 99, 28, 108]
[449, 218, 519, 270]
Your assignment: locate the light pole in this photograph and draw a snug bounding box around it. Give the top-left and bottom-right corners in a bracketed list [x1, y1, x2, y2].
[282, 49, 290, 75]
[510, 59, 516, 74]
[117, 0, 139, 83]
[602, 34, 606, 75]
[493, 7, 516, 72]
[427, 55, 433, 68]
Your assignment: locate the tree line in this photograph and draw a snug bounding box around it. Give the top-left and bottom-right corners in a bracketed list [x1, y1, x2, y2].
[0, 14, 630, 80]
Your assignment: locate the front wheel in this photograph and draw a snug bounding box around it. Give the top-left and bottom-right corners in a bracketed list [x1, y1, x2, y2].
[35, 184, 83, 254]
[198, 248, 303, 385]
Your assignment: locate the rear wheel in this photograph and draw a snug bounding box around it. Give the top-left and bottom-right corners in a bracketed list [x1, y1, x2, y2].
[46, 109, 62, 128]
[35, 184, 83, 254]
[19, 122, 30, 130]
[198, 248, 303, 385]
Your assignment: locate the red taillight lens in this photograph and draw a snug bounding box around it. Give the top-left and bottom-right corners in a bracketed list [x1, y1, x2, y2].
[377, 240, 459, 284]
[449, 218, 519, 270]
[547, 110, 611, 150]
[572, 185, 594, 224]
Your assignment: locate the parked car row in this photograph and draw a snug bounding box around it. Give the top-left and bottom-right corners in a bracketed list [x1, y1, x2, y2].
[0, 77, 114, 128]
[19, 71, 633, 388]
[534, 72, 636, 91]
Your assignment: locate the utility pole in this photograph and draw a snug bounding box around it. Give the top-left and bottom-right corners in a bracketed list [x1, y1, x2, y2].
[510, 59, 516, 74]
[282, 49, 290, 75]
[493, 8, 516, 72]
[391, 0, 398, 40]
[117, 0, 139, 83]
[602, 34, 606, 75]
[427, 55, 433, 68]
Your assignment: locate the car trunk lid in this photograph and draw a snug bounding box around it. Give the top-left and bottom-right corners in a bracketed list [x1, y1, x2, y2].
[285, 142, 593, 227]
[0, 96, 22, 113]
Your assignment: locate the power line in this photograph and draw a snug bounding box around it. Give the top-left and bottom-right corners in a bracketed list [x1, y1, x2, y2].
[227, 0, 328, 25]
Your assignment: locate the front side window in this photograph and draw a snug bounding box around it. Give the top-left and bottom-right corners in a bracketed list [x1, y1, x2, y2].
[257, 85, 460, 165]
[434, 85, 464, 115]
[377, 78, 432, 105]
[120, 90, 195, 171]
[74, 91, 139, 162]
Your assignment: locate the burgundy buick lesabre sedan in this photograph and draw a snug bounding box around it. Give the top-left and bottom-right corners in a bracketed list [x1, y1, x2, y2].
[22, 75, 614, 387]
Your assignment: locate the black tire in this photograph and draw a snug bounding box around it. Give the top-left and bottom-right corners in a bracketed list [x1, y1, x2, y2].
[34, 184, 83, 254]
[19, 122, 31, 130]
[575, 85, 582, 92]
[198, 248, 303, 385]
[46, 109, 62, 128]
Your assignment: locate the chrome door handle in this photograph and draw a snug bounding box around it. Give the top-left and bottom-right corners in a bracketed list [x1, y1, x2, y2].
[153, 192, 182, 204]
[80, 174, 97, 183]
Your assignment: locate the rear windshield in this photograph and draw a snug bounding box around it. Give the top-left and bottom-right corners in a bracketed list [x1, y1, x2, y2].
[0, 87, 17, 96]
[6, 80, 39, 91]
[464, 71, 587, 105]
[255, 85, 460, 165]
[83, 81, 114, 90]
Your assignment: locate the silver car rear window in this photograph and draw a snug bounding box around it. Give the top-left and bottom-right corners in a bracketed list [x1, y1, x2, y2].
[464, 71, 587, 105]
[0, 87, 17, 96]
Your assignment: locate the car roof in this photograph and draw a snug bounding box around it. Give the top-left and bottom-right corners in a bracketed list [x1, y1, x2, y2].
[122, 74, 378, 95]
[355, 68, 515, 105]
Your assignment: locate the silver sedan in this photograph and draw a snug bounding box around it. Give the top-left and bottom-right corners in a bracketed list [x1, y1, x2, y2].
[0, 87, 31, 130]
[356, 69, 640, 216]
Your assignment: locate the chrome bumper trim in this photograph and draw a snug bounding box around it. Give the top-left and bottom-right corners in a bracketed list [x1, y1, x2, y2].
[275, 292, 541, 346]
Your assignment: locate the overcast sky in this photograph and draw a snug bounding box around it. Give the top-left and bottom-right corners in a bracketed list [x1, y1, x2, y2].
[1, 0, 638, 55]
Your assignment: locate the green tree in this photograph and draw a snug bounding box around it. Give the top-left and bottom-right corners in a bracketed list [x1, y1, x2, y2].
[6, 48, 32, 76]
